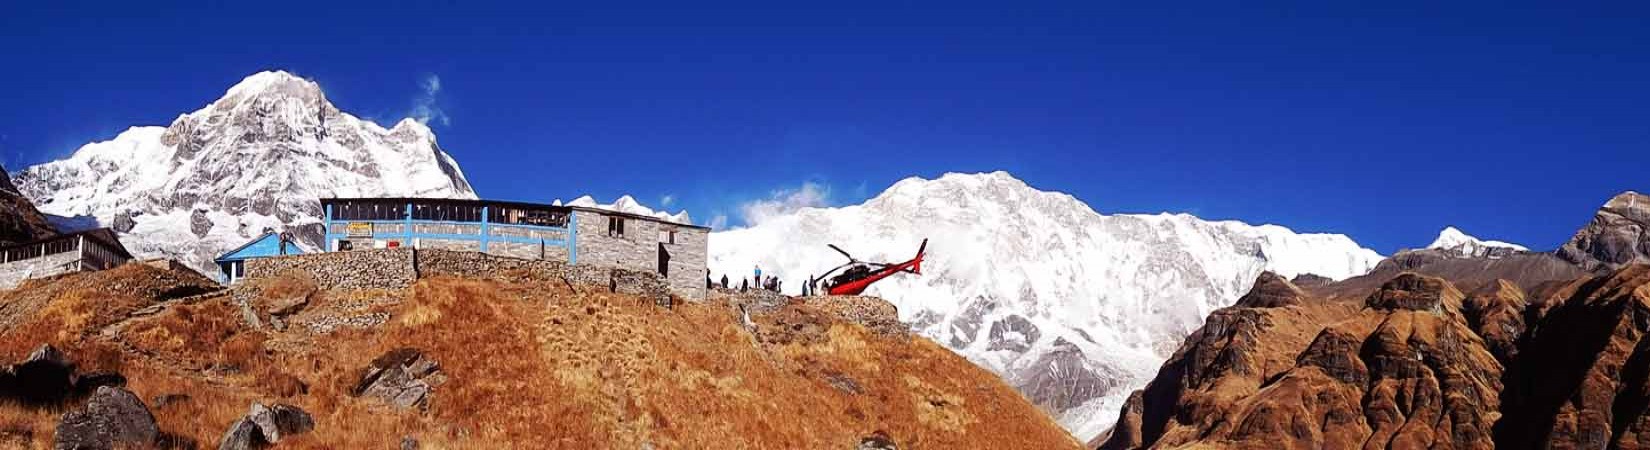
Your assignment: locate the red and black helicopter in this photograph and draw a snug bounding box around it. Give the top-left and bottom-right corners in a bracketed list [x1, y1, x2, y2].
[812, 239, 928, 296]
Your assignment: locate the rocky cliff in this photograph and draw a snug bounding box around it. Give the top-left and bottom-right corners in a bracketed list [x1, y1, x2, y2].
[0, 163, 56, 246]
[1560, 191, 1650, 271]
[1098, 191, 1650, 449]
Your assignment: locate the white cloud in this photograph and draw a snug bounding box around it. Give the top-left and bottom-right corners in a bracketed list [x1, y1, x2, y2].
[660, 194, 676, 207]
[411, 74, 450, 126]
[706, 214, 729, 230]
[739, 182, 830, 225]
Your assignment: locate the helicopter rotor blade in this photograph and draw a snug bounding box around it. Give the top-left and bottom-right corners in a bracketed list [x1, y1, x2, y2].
[827, 244, 856, 262]
[813, 263, 851, 283]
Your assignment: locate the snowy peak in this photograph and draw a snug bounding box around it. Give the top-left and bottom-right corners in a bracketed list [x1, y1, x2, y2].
[1426, 226, 1528, 257]
[222, 70, 324, 101]
[15, 70, 476, 274]
[870, 171, 1090, 214]
[567, 195, 692, 225]
[707, 170, 1382, 441]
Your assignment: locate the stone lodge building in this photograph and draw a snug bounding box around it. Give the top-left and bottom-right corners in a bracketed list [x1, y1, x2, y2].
[320, 198, 708, 299]
[0, 228, 132, 289]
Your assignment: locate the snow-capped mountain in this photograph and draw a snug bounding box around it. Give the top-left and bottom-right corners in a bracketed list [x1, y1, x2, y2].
[706, 171, 1383, 441]
[1426, 226, 1528, 258]
[565, 195, 692, 224]
[15, 71, 476, 274]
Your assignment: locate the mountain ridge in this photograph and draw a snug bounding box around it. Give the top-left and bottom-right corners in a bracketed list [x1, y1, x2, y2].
[1097, 191, 1650, 449]
[15, 71, 476, 274]
[707, 170, 1384, 441]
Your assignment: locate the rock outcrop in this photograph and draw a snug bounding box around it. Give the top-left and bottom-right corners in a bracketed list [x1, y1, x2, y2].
[53, 386, 159, 450]
[0, 344, 124, 407]
[217, 402, 314, 450]
[1100, 263, 1650, 449]
[1461, 280, 1528, 365]
[0, 163, 55, 246]
[351, 348, 445, 410]
[1560, 191, 1650, 272]
[1103, 273, 1506, 449]
[1233, 272, 1304, 308]
[1364, 272, 1462, 312]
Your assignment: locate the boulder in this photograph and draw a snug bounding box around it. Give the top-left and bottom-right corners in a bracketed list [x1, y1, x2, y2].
[0, 344, 76, 406]
[53, 386, 159, 450]
[858, 431, 898, 450]
[216, 418, 262, 450]
[216, 402, 313, 450]
[247, 403, 313, 443]
[352, 348, 444, 410]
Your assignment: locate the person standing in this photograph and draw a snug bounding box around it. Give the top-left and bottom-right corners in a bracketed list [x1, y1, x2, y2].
[720, 274, 729, 289]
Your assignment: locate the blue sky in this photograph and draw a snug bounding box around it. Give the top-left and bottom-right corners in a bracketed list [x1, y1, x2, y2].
[2, 1, 1646, 253]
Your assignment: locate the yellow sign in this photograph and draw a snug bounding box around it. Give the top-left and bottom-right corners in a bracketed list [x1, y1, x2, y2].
[346, 222, 373, 238]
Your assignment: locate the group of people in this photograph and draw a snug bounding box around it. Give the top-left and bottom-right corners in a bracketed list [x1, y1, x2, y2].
[705, 265, 826, 296]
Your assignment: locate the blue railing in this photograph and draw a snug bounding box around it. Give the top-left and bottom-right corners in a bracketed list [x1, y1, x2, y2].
[323, 203, 577, 261]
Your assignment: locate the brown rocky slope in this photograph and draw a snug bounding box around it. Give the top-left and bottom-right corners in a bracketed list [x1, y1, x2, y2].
[1101, 191, 1650, 449]
[1098, 266, 1650, 449]
[0, 163, 56, 246]
[0, 262, 1081, 448]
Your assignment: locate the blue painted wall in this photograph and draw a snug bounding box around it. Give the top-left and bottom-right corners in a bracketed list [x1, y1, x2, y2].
[217, 233, 303, 262]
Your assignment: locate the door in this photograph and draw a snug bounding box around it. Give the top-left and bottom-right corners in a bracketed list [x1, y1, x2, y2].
[657, 243, 670, 277]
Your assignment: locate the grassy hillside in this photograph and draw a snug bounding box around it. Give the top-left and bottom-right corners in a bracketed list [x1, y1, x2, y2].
[0, 263, 1080, 449]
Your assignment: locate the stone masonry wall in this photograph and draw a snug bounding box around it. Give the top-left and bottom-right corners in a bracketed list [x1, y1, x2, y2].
[572, 209, 708, 300]
[244, 248, 416, 291]
[0, 251, 82, 290]
[242, 248, 679, 305]
[417, 249, 672, 304]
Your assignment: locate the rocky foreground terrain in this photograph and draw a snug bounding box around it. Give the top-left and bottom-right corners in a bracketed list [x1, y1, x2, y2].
[1099, 191, 1650, 449]
[0, 261, 1080, 448]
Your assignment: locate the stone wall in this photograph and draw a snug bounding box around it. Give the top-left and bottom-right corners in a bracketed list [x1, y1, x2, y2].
[242, 248, 679, 305]
[244, 249, 416, 291]
[572, 209, 708, 300]
[0, 251, 82, 290]
[483, 240, 568, 262]
[418, 249, 672, 304]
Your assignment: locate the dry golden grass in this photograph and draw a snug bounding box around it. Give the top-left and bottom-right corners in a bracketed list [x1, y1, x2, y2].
[0, 268, 1080, 449]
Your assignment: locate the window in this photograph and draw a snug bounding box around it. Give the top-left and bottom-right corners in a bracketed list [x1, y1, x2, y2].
[332, 200, 406, 221]
[607, 217, 625, 237]
[412, 203, 482, 222]
[494, 205, 568, 227]
[659, 229, 676, 244]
